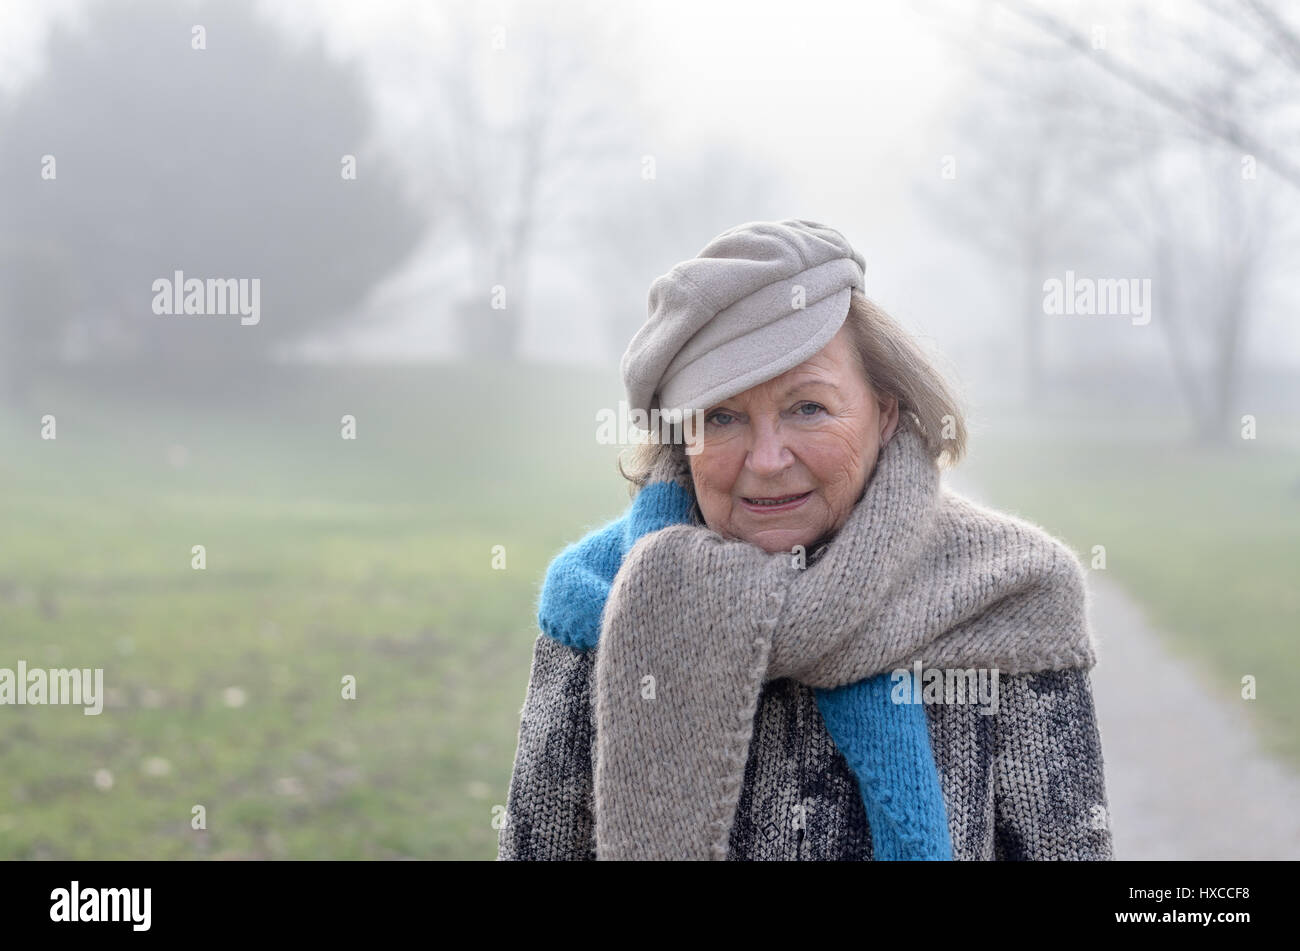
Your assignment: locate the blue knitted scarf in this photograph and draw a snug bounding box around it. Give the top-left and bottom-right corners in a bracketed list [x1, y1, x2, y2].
[537, 476, 952, 860]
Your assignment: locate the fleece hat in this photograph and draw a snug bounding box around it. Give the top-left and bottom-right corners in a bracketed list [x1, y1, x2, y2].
[621, 219, 866, 421]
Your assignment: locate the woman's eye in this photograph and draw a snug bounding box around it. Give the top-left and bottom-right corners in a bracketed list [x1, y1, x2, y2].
[795, 402, 826, 417]
[706, 411, 735, 426]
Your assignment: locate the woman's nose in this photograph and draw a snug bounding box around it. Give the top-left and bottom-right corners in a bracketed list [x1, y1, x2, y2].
[746, 418, 793, 477]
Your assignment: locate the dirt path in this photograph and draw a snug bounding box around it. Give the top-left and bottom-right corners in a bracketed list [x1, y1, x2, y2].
[1086, 573, 1300, 859]
[947, 473, 1300, 859]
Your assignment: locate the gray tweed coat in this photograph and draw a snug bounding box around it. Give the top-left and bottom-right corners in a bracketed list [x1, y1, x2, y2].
[498, 632, 1115, 860]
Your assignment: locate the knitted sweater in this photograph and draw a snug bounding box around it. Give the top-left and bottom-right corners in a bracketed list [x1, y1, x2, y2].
[498, 631, 1113, 860]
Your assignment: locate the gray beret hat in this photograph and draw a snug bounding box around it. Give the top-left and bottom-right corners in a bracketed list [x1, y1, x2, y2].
[621, 218, 866, 420]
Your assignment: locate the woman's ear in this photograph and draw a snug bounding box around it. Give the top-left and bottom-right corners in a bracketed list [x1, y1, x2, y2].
[879, 393, 900, 445]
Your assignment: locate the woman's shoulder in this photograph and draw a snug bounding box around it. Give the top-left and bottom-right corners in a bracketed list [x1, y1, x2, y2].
[935, 485, 1089, 590]
[930, 485, 1097, 672]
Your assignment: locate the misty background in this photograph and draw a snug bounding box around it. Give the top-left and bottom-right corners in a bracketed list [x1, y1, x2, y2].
[0, 0, 1296, 860]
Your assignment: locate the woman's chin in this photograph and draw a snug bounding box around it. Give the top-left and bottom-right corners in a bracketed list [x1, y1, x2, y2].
[737, 527, 817, 555]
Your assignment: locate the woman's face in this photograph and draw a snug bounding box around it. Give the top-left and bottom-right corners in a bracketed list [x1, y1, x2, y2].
[687, 325, 899, 555]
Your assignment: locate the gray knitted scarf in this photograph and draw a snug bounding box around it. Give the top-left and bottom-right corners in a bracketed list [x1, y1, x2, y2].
[593, 413, 1097, 860]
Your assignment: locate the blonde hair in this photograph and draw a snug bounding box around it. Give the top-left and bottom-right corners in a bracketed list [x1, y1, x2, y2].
[616, 289, 968, 496]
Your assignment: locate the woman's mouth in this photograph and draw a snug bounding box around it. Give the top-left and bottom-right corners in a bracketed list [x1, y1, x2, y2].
[740, 491, 812, 512]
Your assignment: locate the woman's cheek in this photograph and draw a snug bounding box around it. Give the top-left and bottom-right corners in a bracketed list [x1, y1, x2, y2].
[802, 434, 869, 487]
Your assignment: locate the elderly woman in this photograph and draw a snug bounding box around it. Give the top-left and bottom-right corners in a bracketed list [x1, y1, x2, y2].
[498, 219, 1113, 861]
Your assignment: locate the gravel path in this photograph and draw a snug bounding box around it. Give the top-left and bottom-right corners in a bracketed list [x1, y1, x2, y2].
[947, 473, 1300, 860]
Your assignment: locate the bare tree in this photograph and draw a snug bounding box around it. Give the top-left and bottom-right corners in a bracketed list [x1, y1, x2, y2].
[393, 2, 648, 361]
[915, 13, 1144, 404]
[1114, 71, 1283, 444]
[919, 0, 1298, 442]
[995, 0, 1300, 190]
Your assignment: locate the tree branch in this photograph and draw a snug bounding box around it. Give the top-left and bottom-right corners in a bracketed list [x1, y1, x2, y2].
[996, 0, 1300, 190]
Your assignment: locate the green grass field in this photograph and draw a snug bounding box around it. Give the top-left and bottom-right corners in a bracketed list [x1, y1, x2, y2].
[1, 370, 1296, 858]
[0, 363, 631, 859]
